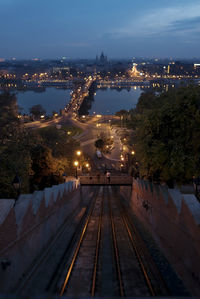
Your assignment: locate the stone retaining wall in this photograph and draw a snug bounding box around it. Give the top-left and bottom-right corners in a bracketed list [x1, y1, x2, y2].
[120, 179, 200, 296]
[0, 180, 83, 292]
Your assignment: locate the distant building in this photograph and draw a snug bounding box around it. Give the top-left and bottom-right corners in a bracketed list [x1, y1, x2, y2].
[96, 51, 108, 65]
[194, 64, 200, 69]
[52, 66, 70, 73]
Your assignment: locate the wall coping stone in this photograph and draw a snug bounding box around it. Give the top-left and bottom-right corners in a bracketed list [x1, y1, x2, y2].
[168, 189, 182, 214]
[14, 196, 32, 229]
[182, 194, 200, 225]
[43, 188, 53, 207]
[159, 185, 169, 204]
[31, 191, 44, 215]
[0, 199, 15, 225]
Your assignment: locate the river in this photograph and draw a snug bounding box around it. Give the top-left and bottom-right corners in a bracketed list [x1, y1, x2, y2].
[16, 87, 71, 115]
[16, 86, 142, 115]
[90, 87, 142, 115]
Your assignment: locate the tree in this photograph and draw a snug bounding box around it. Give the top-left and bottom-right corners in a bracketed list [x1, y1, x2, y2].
[29, 104, 46, 119]
[95, 138, 105, 149]
[30, 145, 59, 190]
[115, 109, 128, 117]
[134, 85, 200, 185]
[0, 91, 21, 144]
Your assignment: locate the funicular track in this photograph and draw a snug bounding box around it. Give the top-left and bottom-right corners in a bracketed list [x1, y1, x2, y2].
[59, 187, 104, 296]
[111, 186, 170, 296]
[58, 186, 169, 297]
[16, 185, 170, 297]
[107, 186, 170, 296]
[15, 187, 100, 296]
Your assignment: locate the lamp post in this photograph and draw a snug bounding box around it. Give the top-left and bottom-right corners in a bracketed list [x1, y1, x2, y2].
[74, 161, 79, 179]
[62, 173, 67, 182]
[12, 174, 21, 202]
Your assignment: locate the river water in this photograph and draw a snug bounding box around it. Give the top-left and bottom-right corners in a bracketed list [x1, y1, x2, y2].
[16, 87, 142, 115]
[90, 87, 142, 115]
[17, 88, 71, 115]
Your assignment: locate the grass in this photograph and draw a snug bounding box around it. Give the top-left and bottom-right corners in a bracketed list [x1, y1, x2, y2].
[36, 125, 83, 137]
[60, 125, 83, 136]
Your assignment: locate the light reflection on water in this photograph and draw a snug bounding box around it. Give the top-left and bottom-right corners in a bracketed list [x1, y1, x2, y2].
[90, 87, 142, 115]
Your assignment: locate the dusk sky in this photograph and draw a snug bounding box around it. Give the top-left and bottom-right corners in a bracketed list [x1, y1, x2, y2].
[0, 0, 200, 59]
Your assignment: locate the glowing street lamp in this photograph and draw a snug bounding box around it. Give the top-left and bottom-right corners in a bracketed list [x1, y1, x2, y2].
[76, 150, 81, 156]
[74, 161, 79, 179]
[131, 151, 135, 155]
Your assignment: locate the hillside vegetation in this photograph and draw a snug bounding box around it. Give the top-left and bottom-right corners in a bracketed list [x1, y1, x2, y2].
[120, 85, 200, 185]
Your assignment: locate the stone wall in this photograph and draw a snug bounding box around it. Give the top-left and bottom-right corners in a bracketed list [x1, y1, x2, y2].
[0, 180, 83, 292]
[120, 179, 200, 296]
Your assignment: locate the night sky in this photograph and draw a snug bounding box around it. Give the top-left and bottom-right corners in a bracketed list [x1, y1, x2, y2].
[0, 0, 200, 59]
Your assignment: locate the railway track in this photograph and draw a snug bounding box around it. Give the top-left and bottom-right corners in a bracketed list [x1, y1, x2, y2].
[58, 186, 169, 297]
[15, 186, 170, 297]
[15, 187, 100, 296]
[59, 187, 104, 296]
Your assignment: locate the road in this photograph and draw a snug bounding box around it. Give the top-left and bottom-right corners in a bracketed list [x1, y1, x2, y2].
[70, 115, 123, 172]
[24, 74, 123, 172]
[25, 113, 123, 172]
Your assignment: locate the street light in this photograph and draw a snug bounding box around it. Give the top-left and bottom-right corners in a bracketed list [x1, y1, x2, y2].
[12, 174, 21, 202]
[74, 161, 79, 179]
[76, 150, 81, 156]
[131, 150, 135, 155]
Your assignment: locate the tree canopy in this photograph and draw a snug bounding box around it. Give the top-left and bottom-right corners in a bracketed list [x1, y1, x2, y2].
[129, 85, 200, 185]
[29, 104, 46, 118]
[95, 138, 105, 149]
[0, 91, 20, 144]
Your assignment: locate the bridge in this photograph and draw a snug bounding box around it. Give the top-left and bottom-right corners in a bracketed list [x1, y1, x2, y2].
[65, 76, 96, 114]
[79, 175, 132, 185]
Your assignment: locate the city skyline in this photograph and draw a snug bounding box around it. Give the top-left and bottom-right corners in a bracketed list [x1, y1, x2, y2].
[0, 0, 200, 59]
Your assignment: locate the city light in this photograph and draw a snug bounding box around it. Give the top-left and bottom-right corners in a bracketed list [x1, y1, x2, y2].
[74, 161, 79, 167]
[76, 150, 81, 156]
